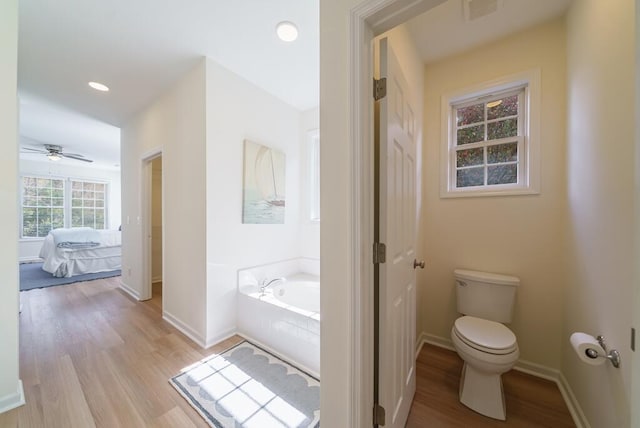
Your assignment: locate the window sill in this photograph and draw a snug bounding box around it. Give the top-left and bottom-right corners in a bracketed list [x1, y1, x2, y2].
[440, 187, 540, 199]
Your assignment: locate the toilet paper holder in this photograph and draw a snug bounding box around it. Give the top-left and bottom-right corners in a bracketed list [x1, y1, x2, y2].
[584, 335, 621, 368]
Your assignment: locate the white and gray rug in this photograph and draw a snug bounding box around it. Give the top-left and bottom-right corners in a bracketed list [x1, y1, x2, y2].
[170, 340, 320, 428]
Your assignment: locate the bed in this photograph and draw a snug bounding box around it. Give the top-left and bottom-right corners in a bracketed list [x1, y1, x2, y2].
[39, 227, 122, 278]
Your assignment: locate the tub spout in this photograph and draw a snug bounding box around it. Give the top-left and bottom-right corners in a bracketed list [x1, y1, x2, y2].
[260, 277, 285, 294]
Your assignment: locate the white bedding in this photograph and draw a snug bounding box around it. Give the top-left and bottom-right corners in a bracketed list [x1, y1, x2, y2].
[40, 229, 122, 278]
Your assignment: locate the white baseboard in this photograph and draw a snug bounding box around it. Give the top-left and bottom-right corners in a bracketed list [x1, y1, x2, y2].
[118, 280, 141, 300]
[152, 276, 163, 284]
[163, 310, 206, 349]
[558, 372, 590, 428]
[19, 257, 42, 264]
[0, 380, 25, 414]
[205, 329, 237, 350]
[418, 331, 587, 428]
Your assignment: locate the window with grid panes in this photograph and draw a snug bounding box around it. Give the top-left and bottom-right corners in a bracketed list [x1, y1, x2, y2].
[71, 180, 107, 229]
[21, 177, 65, 237]
[441, 71, 540, 197]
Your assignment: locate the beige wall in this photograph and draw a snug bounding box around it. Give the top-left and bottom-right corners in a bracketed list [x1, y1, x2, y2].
[121, 59, 207, 344]
[0, 0, 22, 413]
[563, 0, 635, 426]
[421, 19, 567, 370]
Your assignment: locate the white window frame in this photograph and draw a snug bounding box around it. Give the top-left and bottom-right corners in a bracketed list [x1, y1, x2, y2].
[19, 174, 110, 239]
[440, 69, 541, 198]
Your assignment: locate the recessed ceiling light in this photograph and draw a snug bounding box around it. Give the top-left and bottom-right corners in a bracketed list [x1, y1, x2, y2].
[276, 21, 298, 42]
[88, 81, 109, 92]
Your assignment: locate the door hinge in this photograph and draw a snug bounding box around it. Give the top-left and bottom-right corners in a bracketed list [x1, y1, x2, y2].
[373, 403, 386, 426]
[373, 242, 386, 264]
[373, 77, 387, 101]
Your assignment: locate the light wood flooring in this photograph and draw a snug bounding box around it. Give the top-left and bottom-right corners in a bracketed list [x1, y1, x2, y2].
[1, 277, 575, 427]
[406, 343, 576, 427]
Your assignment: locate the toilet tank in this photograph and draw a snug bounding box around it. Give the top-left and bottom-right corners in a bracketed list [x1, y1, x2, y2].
[454, 269, 520, 323]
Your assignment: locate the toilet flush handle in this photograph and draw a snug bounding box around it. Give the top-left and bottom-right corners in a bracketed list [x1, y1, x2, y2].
[413, 259, 425, 269]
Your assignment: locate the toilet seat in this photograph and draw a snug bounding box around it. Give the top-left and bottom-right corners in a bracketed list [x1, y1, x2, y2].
[453, 316, 517, 355]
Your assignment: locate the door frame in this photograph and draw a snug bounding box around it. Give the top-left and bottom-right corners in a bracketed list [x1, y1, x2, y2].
[348, 0, 443, 426]
[140, 147, 163, 301]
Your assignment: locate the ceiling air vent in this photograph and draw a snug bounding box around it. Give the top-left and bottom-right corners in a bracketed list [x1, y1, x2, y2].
[463, 0, 503, 22]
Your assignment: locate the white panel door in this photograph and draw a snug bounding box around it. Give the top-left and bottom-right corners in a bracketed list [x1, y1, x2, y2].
[377, 37, 417, 428]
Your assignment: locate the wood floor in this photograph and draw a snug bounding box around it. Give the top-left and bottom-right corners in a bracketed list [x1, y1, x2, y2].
[0, 278, 242, 428]
[406, 343, 576, 427]
[1, 277, 575, 427]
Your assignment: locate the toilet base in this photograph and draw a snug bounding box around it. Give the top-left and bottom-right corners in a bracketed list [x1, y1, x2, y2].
[459, 362, 506, 420]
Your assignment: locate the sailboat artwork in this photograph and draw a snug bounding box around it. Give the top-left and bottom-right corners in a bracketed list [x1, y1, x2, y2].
[242, 140, 286, 224]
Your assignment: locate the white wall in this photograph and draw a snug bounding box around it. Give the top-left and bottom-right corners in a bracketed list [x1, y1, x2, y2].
[299, 107, 320, 260]
[121, 59, 207, 344]
[563, 0, 635, 426]
[0, 0, 23, 414]
[204, 58, 303, 345]
[421, 19, 567, 370]
[320, 1, 362, 425]
[18, 159, 122, 262]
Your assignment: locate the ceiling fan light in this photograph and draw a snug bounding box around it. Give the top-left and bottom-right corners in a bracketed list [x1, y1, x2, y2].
[47, 153, 61, 161]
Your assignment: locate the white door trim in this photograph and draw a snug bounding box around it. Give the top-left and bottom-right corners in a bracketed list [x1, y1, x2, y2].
[140, 147, 163, 301]
[348, 1, 443, 426]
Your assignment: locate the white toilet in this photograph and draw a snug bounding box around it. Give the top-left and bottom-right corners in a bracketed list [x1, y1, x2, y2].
[450, 269, 520, 420]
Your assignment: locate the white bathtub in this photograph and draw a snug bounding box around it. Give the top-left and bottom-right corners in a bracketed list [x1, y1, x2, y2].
[238, 265, 320, 377]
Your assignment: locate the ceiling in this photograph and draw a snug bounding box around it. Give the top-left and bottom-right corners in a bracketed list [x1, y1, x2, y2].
[17, 0, 570, 170]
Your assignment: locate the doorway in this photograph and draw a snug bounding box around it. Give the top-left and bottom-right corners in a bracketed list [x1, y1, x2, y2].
[141, 149, 163, 303]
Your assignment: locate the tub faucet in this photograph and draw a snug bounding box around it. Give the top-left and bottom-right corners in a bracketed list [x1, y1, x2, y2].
[260, 277, 285, 294]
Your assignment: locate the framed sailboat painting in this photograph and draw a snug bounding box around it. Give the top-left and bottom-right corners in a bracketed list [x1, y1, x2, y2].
[242, 140, 286, 224]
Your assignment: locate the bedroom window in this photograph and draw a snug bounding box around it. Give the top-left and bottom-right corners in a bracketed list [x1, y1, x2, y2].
[20, 176, 109, 238]
[21, 177, 65, 238]
[71, 180, 107, 229]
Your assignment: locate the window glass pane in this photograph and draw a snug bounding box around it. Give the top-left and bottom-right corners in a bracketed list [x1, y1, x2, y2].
[456, 167, 484, 187]
[456, 103, 484, 126]
[457, 125, 484, 145]
[52, 180, 64, 189]
[94, 183, 105, 192]
[456, 147, 484, 167]
[52, 208, 64, 227]
[72, 181, 83, 190]
[487, 94, 518, 120]
[83, 190, 94, 199]
[83, 199, 95, 208]
[24, 187, 37, 197]
[83, 182, 95, 191]
[38, 187, 52, 198]
[488, 164, 518, 185]
[23, 196, 37, 206]
[487, 142, 518, 164]
[72, 208, 83, 226]
[95, 199, 104, 208]
[51, 197, 64, 207]
[95, 210, 105, 229]
[487, 118, 517, 140]
[23, 177, 37, 187]
[37, 195, 50, 206]
[84, 209, 95, 224]
[72, 190, 83, 199]
[52, 188, 64, 198]
[37, 178, 51, 188]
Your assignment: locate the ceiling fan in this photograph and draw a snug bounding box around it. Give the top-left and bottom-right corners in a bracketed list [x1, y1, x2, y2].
[21, 144, 93, 163]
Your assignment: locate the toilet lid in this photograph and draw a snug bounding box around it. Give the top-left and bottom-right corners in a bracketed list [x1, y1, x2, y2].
[454, 316, 517, 354]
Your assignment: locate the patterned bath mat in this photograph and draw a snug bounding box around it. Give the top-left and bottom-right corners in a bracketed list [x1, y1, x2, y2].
[170, 340, 320, 427]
